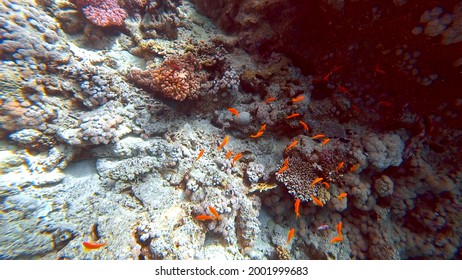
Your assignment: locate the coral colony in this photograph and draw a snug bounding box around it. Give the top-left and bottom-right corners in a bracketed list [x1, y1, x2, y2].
[0, 0, 461, 260]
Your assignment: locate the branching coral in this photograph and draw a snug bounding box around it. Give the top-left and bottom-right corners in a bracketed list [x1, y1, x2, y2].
[129, 53, 204, 101]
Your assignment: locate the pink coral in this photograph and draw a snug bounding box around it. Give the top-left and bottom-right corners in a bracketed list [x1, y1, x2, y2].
[129, 53, 204, 101]
[72, 0, 127, 27]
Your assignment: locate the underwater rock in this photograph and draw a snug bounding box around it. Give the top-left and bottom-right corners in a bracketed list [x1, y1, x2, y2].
[9, 129, 43, 145]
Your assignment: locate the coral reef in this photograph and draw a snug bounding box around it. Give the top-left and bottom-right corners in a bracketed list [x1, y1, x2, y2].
[1, 0, 461, 261]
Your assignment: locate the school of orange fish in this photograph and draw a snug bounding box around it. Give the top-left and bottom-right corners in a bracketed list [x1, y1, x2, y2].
[191, 88, 366, 249]
[79, 67, 363, 252]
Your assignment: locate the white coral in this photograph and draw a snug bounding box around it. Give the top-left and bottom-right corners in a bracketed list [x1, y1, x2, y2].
[362, 133, 404, 169]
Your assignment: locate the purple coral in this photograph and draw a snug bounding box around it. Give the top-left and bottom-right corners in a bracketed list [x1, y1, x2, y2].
[72, 0, 127, 27]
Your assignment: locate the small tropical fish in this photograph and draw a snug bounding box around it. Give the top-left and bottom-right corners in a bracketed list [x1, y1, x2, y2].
[374, 63, 386, 75]
[310, 194, 324, 207]
[217, 135, 229, 151]
[332, 65, 344, 72]
[196, 214, 216, 221]
[322, 182, 330, 189]
[349, 163, 360, 173]
[277, 157, 289, 174]
[286, 228, 295, 244]
[317, 224, 329, 231]
[299, 120, 309, 131]
[330, 235, 343, 244]
[209, 206, 221, 220]
[232, 153, 243, 167]
[225, 150, 233, 159]
[286, 113, 301, 119]
[227, 108, 239, 117]
[294, 198, 301, 219]
[310, 177, 323, 187]
[258, 124, 267, 133]
[196, 149, 205, 161]
[285, 140, 298, 152]
[337, 192, 348, 200]
[378, 101, 393, 108]
[322, 71, 333, 81]
[351, 104, 363, 114]
[322, 65, 344, 81]
[311, 134, 325, 139]
[250, 131, 264, 138]
[337, 85, 351, 96]
[335, 161, 344, 172]
[291, 95, 305, 103]
[321, 138, 331, 145]
[82, 241, 106, 250]
[337, 221, 343, 236]
[265, 97, 277, 103]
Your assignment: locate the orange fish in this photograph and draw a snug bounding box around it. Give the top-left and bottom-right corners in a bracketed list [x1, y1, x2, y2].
[291, 95, 305, 103]
[351, 104, 363, 115]
[337, 221, 343, 236]
[217, 135, 229, 151]
[265, 97, 277, 103]
[196, 149, 205, 161]
[208, 206, 221, 220]
[258, 124, 267, 133]
[250, 131, 264, 138]
[322, 71, 333, 81]
[286, 228, 295, 244]
[285, 140, 298, 152]
[330, 235, 343, 244]
[337, 85, 351, 96]
[277, 157, 289, 174]
[310, 194, 324, 207]
[299, 120, 309, 131]
[286, 113, 301, 119]
[337, 192, 348, 200]
[227, 108, 239, 117]
[196, 214, 216, 221]
[82, 241, 106, 250]
[378, 101, 393, 108]
[322, 182, 330, 189]
[374, 63, 386, 75]
[225, 150, 233, 159]
[349, 163, 360, 173]
[323, 65, 344, 81]
[332, 65, 344, 72]
[310, 177, 323, 187]
[294, 198, 301, 219]
[311, 134, 325, 139]
[321, 138, 330, 146]
[335, 161, 344, 172]
[232, 153, 243, 167]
